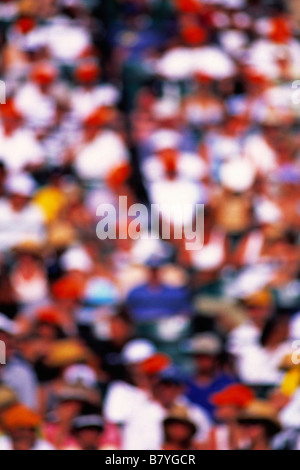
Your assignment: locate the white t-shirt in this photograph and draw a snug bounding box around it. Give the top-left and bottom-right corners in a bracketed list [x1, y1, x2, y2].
[104, 381, 211, 450]
[0, 128, 45, 173]
[15, 83, 56, 128]
[0, 200, 46, 252]
[71, 86, 120, 120]
[74, 131, 128, 181]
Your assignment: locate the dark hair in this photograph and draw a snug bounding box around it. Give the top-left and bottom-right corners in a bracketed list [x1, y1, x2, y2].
[260, 315, 288, 347]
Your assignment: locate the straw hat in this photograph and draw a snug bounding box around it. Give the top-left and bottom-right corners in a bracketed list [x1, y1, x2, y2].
[238, 401, 282, 436]
[163, 405, 197, 436]
[46, 340, 90, 368]
[0, 386, 18, 411]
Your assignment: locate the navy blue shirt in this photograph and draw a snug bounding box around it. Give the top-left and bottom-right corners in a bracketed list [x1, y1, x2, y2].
[186, 373, 237, 420]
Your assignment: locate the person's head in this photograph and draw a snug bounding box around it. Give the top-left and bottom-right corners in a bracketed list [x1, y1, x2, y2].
[6, 174, 36, 212]
[55, 385, 100, 423]
[186, 333, 222, 376]
[243, 290, 274, 329]
[72, 406, 103, 450]
[260, 315, 289, 349]
[34, 305, 66, 340]
[154, 381, 183, 408]
[74, 60, 101, 87]
[1, 101, 23, 135]
[238, 401, 282, 444]
[163, 406, 197, 447]
[109, 308, 135, 347]
[1, 404, 41, 450]
[31, 62, 58, 93]
[211, 384, 255, 424]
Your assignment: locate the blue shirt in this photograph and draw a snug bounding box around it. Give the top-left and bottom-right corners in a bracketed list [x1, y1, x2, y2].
[127, 283, 191, 322]
[186, 373, 237, 420]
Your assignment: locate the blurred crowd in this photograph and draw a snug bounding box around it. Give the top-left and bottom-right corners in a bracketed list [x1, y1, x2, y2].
[0, 0, 300, 451]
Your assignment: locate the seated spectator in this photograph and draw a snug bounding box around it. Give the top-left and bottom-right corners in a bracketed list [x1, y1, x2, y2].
[185, 333, 236, 419]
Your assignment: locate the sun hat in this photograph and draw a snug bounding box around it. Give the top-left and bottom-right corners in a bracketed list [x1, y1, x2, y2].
[184, 333, 222, 356]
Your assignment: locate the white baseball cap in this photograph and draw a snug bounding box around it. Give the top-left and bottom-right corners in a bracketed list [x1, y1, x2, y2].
[6, 173, 37, 197]
[220, 159, 256, 192]
[122, 339, 156, 365]
[61, 246, 93, 273]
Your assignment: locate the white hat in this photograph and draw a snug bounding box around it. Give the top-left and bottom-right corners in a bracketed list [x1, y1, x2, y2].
[64, 365, 98, 389]
[0, 314, 16, 335]
[122, 339, 156, 365]
[6, 173, 37, 197]
[152, 99, 180, 121]
[61, 246, 93, 273]
[151, 130, 181, 152]
[255, 199, 282, 225]
[185, 333, 222, 356]
[220, 159, 256, 192]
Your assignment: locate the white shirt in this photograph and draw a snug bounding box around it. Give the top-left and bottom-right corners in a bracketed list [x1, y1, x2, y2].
[104, 381, 211, 450]
[71, 86, 120, 120]
[143, 153, 208, 183]
[0, 200, 46, 252]
[0, 128, 45, 173]
[75, 131, 128, 181]
[15, 83, 56, 128]
[149, 178, 205, 227]
[234, 342, 290, 386]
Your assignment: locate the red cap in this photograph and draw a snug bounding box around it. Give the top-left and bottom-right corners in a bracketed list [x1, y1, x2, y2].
[15, 17, 36, 35]
[211, 384, 255, 408]
[36, 306, 61, 325]
[140, 353, 172, 376]
[52, 276, 83, 301]
[106, 163, 131, 190]
[75, 61, 101, 84]
[269, 18, 291, 43]
[1, 100, 23, 121]
[181, 23, 208, 45]
[31, 63, 57, 85]
[176, 0, 203, 14]
[83, 107, 115, 128]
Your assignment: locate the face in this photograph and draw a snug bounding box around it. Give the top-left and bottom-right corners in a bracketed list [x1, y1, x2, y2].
[215, 405, 239, 423]
[240, 422, 265, 442]
[76, 428, 101, 450]
[11, 428, 36, 451]
[247, 306, 271, 327]
[164, 422, 194, 444]
[110, 317, 133, 346]
[57, 400, 82, 422]
[156, 382, 183, 407]
[194, 354, 217, 374]
[10, 194, 29, 212]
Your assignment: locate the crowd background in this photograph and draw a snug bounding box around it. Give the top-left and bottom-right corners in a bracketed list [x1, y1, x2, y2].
[0, 0, 300, 451]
